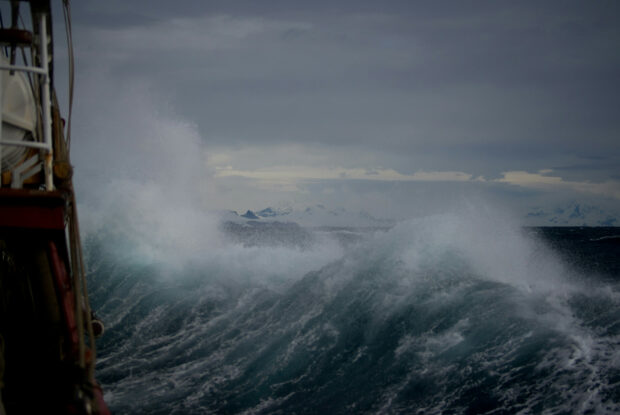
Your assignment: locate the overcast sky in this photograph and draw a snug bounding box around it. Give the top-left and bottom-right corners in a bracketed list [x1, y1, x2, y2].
[64, 1, 620, 220]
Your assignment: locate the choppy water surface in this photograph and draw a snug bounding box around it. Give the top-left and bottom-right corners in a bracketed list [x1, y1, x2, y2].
[86, 216, 620, 414]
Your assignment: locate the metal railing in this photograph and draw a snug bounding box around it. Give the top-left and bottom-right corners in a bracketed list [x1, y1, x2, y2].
[0, 13, 53, 190]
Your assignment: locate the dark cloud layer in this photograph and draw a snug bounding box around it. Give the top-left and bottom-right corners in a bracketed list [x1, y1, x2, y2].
[67, 1, 620, 217]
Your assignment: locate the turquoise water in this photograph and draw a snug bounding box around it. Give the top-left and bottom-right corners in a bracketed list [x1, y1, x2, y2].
[87, 218, 620, 414]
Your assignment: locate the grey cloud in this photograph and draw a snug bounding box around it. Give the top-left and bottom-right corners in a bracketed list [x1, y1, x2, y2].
[75, 3, 616, 153]
[67, 0, 620, 216]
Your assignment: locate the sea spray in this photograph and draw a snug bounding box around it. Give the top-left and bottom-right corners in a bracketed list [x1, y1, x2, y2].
[85, 209, 620, 414]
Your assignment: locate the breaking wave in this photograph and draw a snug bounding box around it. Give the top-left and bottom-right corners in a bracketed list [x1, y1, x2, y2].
[85, 210, 620, 414]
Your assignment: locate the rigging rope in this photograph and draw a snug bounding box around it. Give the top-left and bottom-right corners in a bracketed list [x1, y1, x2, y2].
[62, 0, 74, 152]
[69, 190, 97, 384]
[60, 0, 97, 391]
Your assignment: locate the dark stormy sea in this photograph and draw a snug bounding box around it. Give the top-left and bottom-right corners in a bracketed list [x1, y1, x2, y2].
[85, 213, 620, 414]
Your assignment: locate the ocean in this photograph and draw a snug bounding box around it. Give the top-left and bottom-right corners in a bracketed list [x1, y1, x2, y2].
[85, 214, 620, 414]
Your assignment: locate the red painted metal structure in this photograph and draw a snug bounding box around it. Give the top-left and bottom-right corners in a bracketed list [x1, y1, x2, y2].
[0, 1, 110, 414]
[0, 190, 66, 229]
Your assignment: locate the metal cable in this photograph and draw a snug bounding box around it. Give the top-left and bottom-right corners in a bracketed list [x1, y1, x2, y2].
[70, 189, 97, 383]
[62, 0, 74, 152]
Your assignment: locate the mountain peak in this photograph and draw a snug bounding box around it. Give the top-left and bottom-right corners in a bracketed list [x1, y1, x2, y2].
[525, 202, 618, 226]
[241, 210, 259, 219]
[257, 207, 292, 218]
[232, 205, 394, 227]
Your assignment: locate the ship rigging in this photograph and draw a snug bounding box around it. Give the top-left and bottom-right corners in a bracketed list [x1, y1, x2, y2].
[0, 1, 109, 413]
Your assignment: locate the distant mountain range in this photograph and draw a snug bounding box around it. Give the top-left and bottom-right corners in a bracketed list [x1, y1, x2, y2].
[525, 202, 618, 226]
[222, 202, 619, 228]
[227, 205, 394, 227]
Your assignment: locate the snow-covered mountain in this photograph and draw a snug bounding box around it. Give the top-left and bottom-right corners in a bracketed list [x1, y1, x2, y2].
[525, 202, 619, 226]
[224, 202, 619, 228]
[255, 207, 292, 218]
[226, 205, 393, 227]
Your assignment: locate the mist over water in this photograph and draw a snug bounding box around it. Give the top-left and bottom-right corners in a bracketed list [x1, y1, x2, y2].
[84, 194, 620, 413]
[72, 75, 619, 413]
